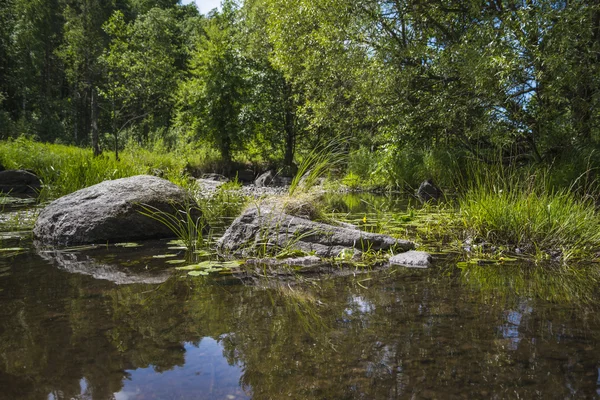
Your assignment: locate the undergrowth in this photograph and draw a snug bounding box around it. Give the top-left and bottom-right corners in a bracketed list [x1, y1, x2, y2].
[0, 137, 207, 200]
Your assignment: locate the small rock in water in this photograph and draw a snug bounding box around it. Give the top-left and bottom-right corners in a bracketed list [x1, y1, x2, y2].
[0, 170, 42, 195]
[416, 179, 442, 202]
[389, 250, 432, 268]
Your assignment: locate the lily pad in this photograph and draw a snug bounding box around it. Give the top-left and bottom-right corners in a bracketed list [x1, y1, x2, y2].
[167, 239, 186, 245]
[194, 250, 214, 256]
[168, 246, 188, 250]
[176, 260, 243, 271]
[0, 247, 25, 252]
[165, 259, 187, 265]
[152, 254, 178, 259]
[188, 270, 209, 276]
[115, 243, 143, 248]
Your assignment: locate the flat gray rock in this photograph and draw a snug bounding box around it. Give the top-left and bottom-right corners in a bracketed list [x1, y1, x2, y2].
[34, 175, 202, 246]
[389, 250, 432, 268]
[217, 206, 414, 258]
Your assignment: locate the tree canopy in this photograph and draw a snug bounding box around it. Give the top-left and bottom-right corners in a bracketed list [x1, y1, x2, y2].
[0, 0, 599, 181]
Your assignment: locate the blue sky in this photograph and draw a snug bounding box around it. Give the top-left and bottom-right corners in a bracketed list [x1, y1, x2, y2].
[181, 0, 221, 14]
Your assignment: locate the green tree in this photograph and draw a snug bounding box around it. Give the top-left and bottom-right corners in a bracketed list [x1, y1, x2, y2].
[176, 4, 247, 164]
[57, 0, 117, 154]
[100, 8, 182, 158]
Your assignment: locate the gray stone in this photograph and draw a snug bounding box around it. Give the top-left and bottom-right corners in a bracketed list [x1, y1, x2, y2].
[245, 255, 323, 267]
[0, 170, 41, 195]
[255, 170, 292, 187]
[202, 173, 228, 182]
[33, 175, 202, 246]
[389, 250, 432, 268]
[236, 169, 255, 183]
[217, 206, 414, 258]
[417, 179, 442, 202]
[255, 170, 276, 187]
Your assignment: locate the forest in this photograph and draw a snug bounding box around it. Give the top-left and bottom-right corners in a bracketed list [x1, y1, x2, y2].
[1, 0, 599, 190]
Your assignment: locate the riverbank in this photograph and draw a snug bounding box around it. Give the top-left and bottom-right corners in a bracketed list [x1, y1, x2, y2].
[1, 138, 599, 264]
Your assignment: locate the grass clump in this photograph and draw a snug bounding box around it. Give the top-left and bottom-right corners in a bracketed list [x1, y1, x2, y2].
[138, 202, 207, 253]
[0, 137, 207, 200]
[289, 141, 345, 196]
[458, 173, 600, 258]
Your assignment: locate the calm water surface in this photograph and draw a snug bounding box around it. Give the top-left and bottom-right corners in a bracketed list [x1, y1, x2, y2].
[1, 193, 600, 399]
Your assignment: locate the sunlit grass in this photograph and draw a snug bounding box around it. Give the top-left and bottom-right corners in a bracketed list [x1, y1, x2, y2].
[0, 137, 204, 200]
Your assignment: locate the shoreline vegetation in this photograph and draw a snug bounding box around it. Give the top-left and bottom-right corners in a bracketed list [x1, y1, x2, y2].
[1, 0, 599, 270]
[0, 137, 598, 266]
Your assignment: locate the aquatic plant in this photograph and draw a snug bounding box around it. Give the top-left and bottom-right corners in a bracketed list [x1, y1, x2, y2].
[137, 201, 207, 253]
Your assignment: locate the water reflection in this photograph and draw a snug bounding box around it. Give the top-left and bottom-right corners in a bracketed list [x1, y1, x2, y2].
[114, 339, 248, 400]
[1, 244, 600, 398]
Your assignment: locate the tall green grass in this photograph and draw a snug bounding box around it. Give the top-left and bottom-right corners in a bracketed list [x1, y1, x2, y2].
[458, 164, 600, 256]
[289, 141, 345, 196]
[0, 137, 202, 199]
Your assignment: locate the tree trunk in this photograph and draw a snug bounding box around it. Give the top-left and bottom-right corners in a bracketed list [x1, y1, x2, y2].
[283, 82, 295, 168]
[91, 86, 101, 156]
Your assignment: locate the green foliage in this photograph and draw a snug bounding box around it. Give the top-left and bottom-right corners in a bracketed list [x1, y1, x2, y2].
[175, 5, 247, 163]
[137, 201, 206, 253]
[459, 179, 600, 257]
[0, 137, 201, 199]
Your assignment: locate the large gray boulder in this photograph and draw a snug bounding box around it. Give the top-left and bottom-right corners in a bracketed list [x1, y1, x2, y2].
[0, 170, 41, 195]
[217, 206, 414, 258]
[34, 175, 202, 246]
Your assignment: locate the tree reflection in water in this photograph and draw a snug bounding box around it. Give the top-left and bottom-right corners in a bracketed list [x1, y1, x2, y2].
[1, 249, 600, 399]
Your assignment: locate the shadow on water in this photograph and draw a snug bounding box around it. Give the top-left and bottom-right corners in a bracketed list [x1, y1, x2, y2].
[1, 193, 600, 399]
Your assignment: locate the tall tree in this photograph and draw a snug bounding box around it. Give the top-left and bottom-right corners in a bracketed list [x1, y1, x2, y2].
[176, 3, 247, 164]
[57, 0, 117, 153]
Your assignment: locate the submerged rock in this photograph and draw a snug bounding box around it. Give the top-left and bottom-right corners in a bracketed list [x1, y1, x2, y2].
[389, 250, 432, 268]
[417, 179, 442, 202]
[0, 170, 41, 195]
[34, 175, 202, 246]
[217, 206, 414, 258]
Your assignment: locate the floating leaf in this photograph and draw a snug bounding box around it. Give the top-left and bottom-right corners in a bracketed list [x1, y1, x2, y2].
[188, 270, 209, 276]
[165, 259, 187, 265]
[176, 260, 243, 271]
[152, 254, 178, 259]
[168, 246, 188, 250]
[0, 247, 25, 252]
[115, 243, 142, 248]
[194, 250, 214, 256]
[167, 239, 186, 245]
